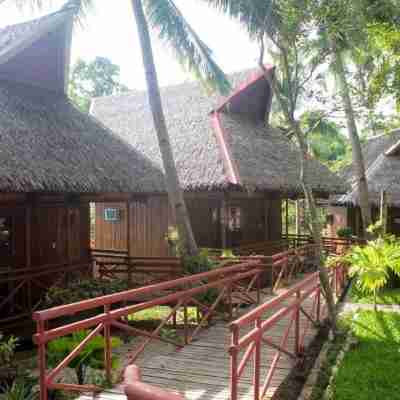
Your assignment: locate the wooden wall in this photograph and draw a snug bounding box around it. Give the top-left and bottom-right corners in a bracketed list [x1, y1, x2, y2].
[95, 202, 128, 251]
[0, 194, 91, 327]
[0, 195, 90, 270]
[94, 194, 284, 256]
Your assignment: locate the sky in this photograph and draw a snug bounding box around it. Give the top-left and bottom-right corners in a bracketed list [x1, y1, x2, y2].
[0, 0, 261, 90]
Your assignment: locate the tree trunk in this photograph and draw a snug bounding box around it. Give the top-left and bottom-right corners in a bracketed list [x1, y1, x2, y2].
[333, 48, 372, 237]
[130, 0, 199, 256]
[294, 124, 337, 334]
[258, 63, 337, 334]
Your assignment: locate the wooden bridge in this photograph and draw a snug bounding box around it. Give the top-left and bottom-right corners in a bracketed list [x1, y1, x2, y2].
[32, 242, 348, 400]
[78, 285, 320, 400]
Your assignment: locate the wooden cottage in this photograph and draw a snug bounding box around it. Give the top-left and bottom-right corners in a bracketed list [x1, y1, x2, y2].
[91, 69, 345, 255]
[328, 129, 400, 236]
[0, 5, 165, 327]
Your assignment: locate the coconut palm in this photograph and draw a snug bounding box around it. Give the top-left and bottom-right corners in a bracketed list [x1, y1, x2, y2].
[202, 0, 339, 332]
[11, 0, 231, 256]
[313, 0, 374, 236]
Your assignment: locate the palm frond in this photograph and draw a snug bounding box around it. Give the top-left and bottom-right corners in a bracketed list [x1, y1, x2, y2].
[202, 0, 280, 40]
[144, 0, 230, 94]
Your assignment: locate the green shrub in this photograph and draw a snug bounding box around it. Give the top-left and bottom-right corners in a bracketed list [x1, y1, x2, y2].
[0, 378, 38, 400]
[341, 236, 400, 307]
[336, 227, 352, 238]
[47, 330, 122, 385]
[43, 279, 129, 310]
[183, 252, 218, 274]
[0, 334, 17, 367]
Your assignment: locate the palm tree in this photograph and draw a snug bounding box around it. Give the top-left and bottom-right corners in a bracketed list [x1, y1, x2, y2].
[203, 0, 338, 332]
[12, 0, 231, 256]
[315, 0, 373, 236]
[331, 44, 373, 235]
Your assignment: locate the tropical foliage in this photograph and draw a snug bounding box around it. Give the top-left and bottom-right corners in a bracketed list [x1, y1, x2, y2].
[47, 330, 122, 385]
[69, 57, 129, 112]
[333, 236, 400, 308]
[0, 334, 17, 367]
[0, 379, 38, 400]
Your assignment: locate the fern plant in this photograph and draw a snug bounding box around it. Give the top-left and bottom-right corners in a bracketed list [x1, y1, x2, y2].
[47, 330, 122, 385]
[343, 237, 400, 309]
[0, 380, 38, 400]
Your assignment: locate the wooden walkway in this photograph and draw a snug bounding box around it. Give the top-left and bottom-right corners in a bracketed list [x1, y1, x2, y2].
[79, 286, 319, 400]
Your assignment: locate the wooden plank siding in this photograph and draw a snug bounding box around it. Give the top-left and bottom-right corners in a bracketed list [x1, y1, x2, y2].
[95, 202, 128, 251]
[95, 195, 284, 257]
[0, 195, 92, 327]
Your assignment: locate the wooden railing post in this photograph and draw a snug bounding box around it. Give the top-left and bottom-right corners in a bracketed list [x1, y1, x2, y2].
[104, 304, 112, 384]
[316, 287, 321, 323]
[183, 300, 189, 345]
[256, 272, 261, 304]
[228, 283, 233, 320]
[254, 318, 262, 400]
[38, 320, 48, 400]
[294, 290, 300, 355]
[127, 259, 133, 288]
[230, 326, 239, 400]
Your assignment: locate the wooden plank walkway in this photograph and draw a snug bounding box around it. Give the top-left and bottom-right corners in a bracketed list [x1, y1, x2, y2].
[79, 284, 319, 400]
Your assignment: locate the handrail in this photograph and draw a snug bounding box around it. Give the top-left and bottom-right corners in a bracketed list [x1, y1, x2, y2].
[230, 271, 319, 329]
[229, 264, 347, 400]
[34, 259, 266, 400]
[32, 260, 261, 322]
[33, 243, 349, 400]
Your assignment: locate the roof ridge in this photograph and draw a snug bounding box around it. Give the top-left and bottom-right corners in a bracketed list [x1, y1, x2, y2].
[92, 67, 261, 103]
[0, 4, 74, 66]
[211, 111, 241, 185]
[0, 5, 74, 33]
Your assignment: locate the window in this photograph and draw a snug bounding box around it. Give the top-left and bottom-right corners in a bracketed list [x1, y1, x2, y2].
[228, 207, 242, 231]
[104, 208, 120, 222]
[0, 217, 12, 255]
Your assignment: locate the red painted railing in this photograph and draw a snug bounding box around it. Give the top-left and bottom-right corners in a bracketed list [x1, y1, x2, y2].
[0, 262, 91, 327]
[90, 249, 183, 286]
[229, 265, 346, 400]
[33, 259, 265, 400]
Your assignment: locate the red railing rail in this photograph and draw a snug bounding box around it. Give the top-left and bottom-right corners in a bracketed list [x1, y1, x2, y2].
[269, 244, 318, 291]
[0, 262, 91, 327]
[90, 250, 184, 287]
[229, 264, 347, 400]
[33, 259, 267, 400]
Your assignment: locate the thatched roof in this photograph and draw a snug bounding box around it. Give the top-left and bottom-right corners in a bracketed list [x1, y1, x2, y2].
[0, 7, 165, 194]
[335, 129, 400, 206]
[0, 9, 67, 57]
[92, 69, 345, 196]
[0, 80, 165, 193]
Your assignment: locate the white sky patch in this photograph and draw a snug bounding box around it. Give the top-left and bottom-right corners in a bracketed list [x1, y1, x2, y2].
[0, 0, 261, 90]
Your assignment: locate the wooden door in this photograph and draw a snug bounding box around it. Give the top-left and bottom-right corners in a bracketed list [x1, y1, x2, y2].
[32, 206, 67, 267]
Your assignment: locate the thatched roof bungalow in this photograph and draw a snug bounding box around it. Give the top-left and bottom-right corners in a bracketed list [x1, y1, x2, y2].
[0, 4, 164, 327]
[328, 130, 400, 236]
[91, 68, 345, 254]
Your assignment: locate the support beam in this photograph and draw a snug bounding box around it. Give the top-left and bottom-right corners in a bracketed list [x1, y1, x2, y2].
[221, 197, 228, 249]
[127, 201, 131, 257]
[285, 199, 289, 236]
[264, 199, 270, 241]
[380, 190, 388, 235]
[295, 200, 301, 236]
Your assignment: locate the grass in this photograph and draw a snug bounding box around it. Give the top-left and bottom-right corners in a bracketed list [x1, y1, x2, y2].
[349, 285, 400, 305]
[330, 310, 400, 400]
[127, 306, 198, 323]
[309, 332, 347, 400]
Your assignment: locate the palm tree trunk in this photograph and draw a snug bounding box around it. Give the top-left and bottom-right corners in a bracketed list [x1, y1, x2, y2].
[333, 48, 372, 236]
[130, 0, 199, 256]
